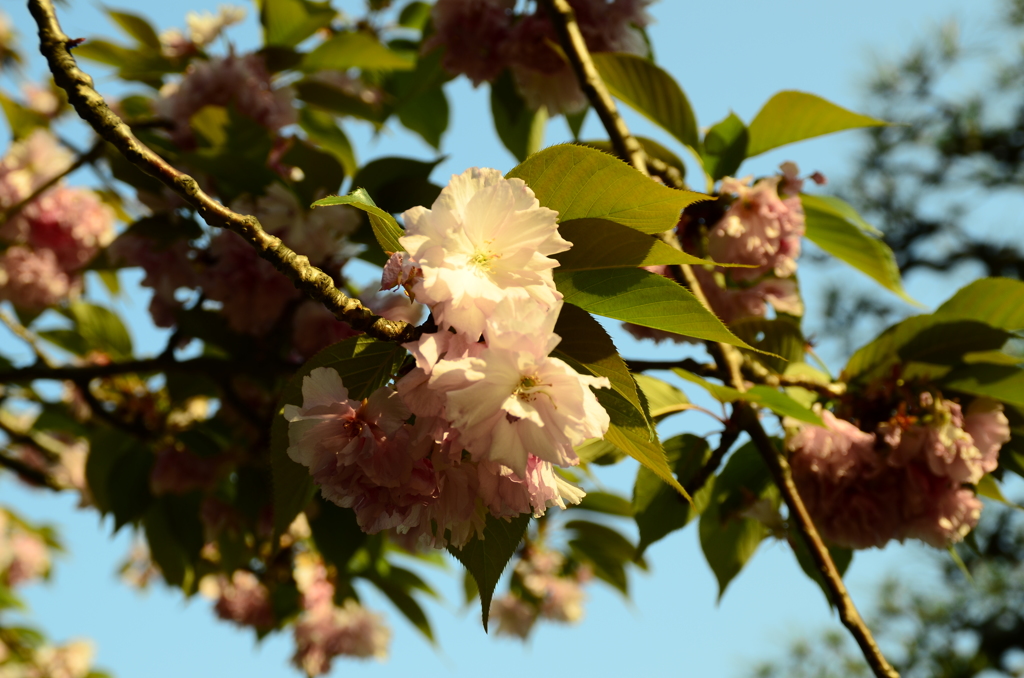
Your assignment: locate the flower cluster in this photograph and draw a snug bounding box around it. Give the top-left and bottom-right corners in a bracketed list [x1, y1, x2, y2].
[0, 130, 115, 310]
[490, 545, 591, 638]
[426, 0, 653, 113]
[155, 52, 295, 146]
[209, 570, 275, 630]
[158, 5, 247, 58]
[291, 554, 390, 676]
[286, 168, 611, 548]
[787, 392, 1010, 549]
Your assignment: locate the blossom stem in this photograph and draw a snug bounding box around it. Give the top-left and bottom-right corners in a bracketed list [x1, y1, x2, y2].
[546, 5, 898, 675]
[537, 0, 647, 175]
[26, 0, 423, 346]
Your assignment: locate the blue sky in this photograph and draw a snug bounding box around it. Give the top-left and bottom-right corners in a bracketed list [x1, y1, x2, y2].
[1, 0, 1014, 676]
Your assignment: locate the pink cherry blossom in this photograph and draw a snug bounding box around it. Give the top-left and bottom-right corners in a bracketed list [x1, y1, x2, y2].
[0, 129, 73, 203]
[292, 600, 390, 676]
[6, 531, 50, 586]
[155, 53, 296, 146]
[0, 246, 78, 310]
[108, 234, 197, 328]
[425, 0, 515, 86]
[5, 186, 115, 271]
[399, 167, 568, 340]
[214, 570, 275, 629]
[429, 325, 609, 479]
[199, 230, 300, 335]
[490, 595, 538, 638]
[707, 171, 805, 281]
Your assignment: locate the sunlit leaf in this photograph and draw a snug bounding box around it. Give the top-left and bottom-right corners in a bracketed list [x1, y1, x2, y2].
[746, 91, 886, 157]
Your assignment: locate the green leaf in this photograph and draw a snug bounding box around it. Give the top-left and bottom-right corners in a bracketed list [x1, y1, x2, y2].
[313, 188, 405, 257]
[554, 218, 720, 271]
[591, 52, 698, 149]
[143, 498, 198, 591]
[302, 32, 414, 72]
[566, 520, 642, 593]
[633, 374, 691, 420]
[105, 8, 161, 50]
[976, 474, 1022, 509]
[397, 84, 449, 149]
[308, 495, 367, 571]
[940, 364, 1024, 408]
[700, 112, 749, 181]
[298, 108, 358, 177]
[729, 316, 805, 375]
[552, 302, 648, 430]
[897, 321, 1012, 366]
[506, 144, 706, 234]
[271, 336, 407, 536]
[801, 194, 917, 305]
[84, 429, 137, 516]
[634, 434, 715, 555]
[490, 70, 547, 162]
[553, 268, 758, 351]
[746, 91, 887, 157]
[698, 442, 777, 598]
[260, 0, 336, 47]
[603, 415, 689, 500]
[0, 93, 49, 139]
[566, 108, 588, 140]
[934, 278, 1024, 331]
[350, 156, 443, 214]
[37, 329, 89, 357]
[576, 491, 634, 516]
[398, 1, 432, 29]
[280, 138, 345, 206]
[369, 574, 435, 642]
[294, 79, 388, 125]
[448, 512, 531, 631]
[185, 106, 277, 201]
[68, 301, 133, 359]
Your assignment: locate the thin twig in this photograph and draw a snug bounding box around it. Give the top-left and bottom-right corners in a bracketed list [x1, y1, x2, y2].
[544, 8, 898, 677]
[538, 0, 647, 175]
[0, 448, 64, 490]
[0, 308, 54, 368]
[0, 139, 104, 224]
[27, 0, 422, 345]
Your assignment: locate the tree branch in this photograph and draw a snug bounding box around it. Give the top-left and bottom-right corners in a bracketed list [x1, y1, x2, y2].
[0, 355, 285, 383]
[545, 7, 898, 676]
[0, 448, 65, 490]
[538, 0, 647, 175]
[26, 0, 422, 345]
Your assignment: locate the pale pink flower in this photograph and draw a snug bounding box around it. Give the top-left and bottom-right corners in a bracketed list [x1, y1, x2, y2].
[425, 0, 515, 86]
[0, 246, 77, 310]
[292, 600, 390, 676]
[788, 410, 877, 484]
[708, 170, 805, 281]
[399, 167, 568, 340]
[199, 230, 300, 335]
[0, 129, 73, 201]
[6, 531, 50, 586]
[539, 576, 585, 622]
[155, 53, 296, 146]
[5, 186, 115, 271]
[22, 84, 60, 117]
[430, 323, 610, 479]
[214, 570, 274, 629]
[962, 398, 1010, 476]
[490, 595, 537, 638]
[186, 5, 246, 46]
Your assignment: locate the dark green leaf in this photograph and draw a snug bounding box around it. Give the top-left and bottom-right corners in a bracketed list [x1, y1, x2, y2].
[698, 442, 777, 598]
[294, 79, 388, 125]
[397, 85, 449, 149]
[448, 512, 531, 631]
[554, 218, 721, 270]
[700, 112, 749, 181]
[566, 520, 639, 564]
[398, 1, 432, 29]
[271, 336, 407, 536]
[576, 491, 634, 516]
[897, 321, 1013, 365]
[84, 429, 136, 516]
[490, 70, 547, 162]
[940, 364, 1024, 408]
[372, 575, 434, 642]
[506, 144, 706, 234]
[634, 434, 715, 555]
[591, 52, 698, 149]
[142, 498, 196, 591]
[729, 316, 805, 374]
[350, 156, 442, 214]
[37, 329, 89, 357]
[934, 278, 1024, 331]
[280, 138, 346, 207]
[566, 108, 588, 140]
[568, 536, 628, 594]
[302, 32, 414, 72]
[801, 194, 916, 305]
[185, 106, 278, 201]
[746, 91, 887, 157]
[553, 268, 758, 351]
[309, 495, 367, 572]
